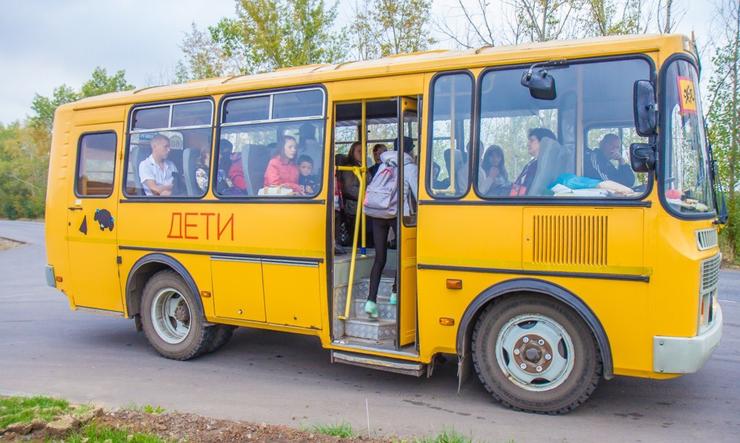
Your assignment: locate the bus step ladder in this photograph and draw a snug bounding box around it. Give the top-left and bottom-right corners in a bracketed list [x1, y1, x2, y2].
[330, 351, 425, 377]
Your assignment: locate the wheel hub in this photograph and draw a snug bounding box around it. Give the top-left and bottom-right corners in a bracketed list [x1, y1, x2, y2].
[174, 302, 190, 323]
[495, 314, 576, 392]
[512, 334, 553, 373]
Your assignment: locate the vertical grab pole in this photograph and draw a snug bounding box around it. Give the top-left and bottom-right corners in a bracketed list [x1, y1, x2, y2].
[339, 101, 368, 320]
[449, 78, 456, 194]
[340, 167, 365, 320]
[360, 100, 367, 255]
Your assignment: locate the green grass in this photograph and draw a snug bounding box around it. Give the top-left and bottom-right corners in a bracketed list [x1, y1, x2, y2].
[0, 396, 71, 428]
[64, 423, 165, 443]
[412, 429, 474, 443]
[311, 422, 355, 438]
[124, 404, 165, 415]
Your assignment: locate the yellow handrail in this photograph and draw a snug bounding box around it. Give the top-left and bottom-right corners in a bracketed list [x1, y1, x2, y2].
[337, 100, 368, 321]
[337, 165, 365, 320]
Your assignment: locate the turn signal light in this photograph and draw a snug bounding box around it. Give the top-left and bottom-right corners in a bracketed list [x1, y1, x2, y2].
[446, 279, 462, 289]
[439, 317, 455, 326]
[200, 291, 212, 298]
[55, 276, 63, 283]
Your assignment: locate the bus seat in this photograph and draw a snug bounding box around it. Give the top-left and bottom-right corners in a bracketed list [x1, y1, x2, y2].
[182, 148, 199, 196]
[246, 144, 270, 194]
[131, 145, 152, 196]
[527, 138, 574, 196]
[443, 148, 468, 195]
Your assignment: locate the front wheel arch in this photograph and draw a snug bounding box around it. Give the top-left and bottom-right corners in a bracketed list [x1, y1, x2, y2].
[456, 278, 613, 380]
[125, 253, 206, 322]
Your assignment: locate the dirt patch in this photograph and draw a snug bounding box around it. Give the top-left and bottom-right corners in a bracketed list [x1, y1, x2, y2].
[0, 237, 22, 251]
[94, 410, 390, 443]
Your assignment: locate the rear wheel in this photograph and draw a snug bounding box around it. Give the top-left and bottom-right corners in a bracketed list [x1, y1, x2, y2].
[472, 295, 601, 414]
[141, 270, 213, 360]
[206, 325, 237, 353]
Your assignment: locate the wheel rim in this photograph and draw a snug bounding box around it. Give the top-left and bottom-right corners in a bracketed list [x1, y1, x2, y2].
[151, 288, 191, 344]
[495, 314, 575, 392]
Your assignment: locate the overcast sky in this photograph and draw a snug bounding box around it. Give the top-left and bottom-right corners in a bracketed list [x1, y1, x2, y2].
[0, 0, 713, 124]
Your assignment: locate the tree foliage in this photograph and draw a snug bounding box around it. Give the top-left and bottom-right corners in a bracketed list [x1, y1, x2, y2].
[707, 0, 740, 261]
[350, 0, 436, 59]
[438, 0, 681, 48]
[177, 0, 345, 81]
[30, 67, 133, 133]
[0, 68, 133, 219]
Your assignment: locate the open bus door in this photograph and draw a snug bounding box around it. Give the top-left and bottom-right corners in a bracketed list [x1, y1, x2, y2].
[397, 97, 419, 348]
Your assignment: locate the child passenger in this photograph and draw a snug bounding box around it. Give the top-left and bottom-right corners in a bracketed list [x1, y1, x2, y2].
[297, 155, 318, 195]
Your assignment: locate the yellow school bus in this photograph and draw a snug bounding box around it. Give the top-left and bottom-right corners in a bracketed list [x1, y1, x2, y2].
[45, 34, 723, 414]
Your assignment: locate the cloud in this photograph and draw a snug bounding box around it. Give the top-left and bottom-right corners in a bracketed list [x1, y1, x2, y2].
[0, 0, 233, 123]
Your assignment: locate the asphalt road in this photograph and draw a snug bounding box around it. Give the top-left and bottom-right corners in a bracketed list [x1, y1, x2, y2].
[1, 220, 738, 442]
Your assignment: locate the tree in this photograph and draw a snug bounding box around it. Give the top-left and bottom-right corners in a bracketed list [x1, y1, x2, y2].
[177, 0, 346, 81]
[582, 0, 650, 36]
[707, 0, 740, 262]
[30, 67, 133, 133]
[0, 68, 134, 219]
[438, 0, 582, 48]
[350, 0, 436, 59]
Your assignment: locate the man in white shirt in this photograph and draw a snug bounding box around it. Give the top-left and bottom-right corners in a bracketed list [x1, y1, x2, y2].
[139, 134, 177, 196]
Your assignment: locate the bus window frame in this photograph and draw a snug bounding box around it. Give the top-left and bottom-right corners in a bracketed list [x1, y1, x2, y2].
[122, 97, 216, 200]
[425, 70, 476, 200]
[213, 84, 328, 202]
[74, 130, 118, 199]
[471, 53, 656, 205]
[657, 52, 716, 221]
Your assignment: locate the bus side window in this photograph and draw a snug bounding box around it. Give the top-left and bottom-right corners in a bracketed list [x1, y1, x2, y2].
[216, 88, 326, 198]
[427, 73, 473, 198]
[76, 132, 117, 197]
[125, 101, 213, 198]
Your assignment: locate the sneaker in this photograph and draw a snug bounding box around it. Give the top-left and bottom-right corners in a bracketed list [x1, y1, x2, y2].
[364, 300, 379, 320]
[389, 292, 398, 305]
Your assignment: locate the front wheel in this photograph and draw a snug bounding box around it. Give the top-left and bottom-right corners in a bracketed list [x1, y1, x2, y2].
[472, 295, 601, 414]
[140, 270, 213, 360]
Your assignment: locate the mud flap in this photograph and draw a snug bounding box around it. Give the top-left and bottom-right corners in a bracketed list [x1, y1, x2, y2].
[457, 345, 472, 393]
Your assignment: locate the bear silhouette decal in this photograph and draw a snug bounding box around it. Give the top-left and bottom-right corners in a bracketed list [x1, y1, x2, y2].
[94, 209, 115, 231]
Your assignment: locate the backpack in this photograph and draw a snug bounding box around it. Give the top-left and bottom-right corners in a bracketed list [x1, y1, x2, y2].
[363, 161, 398, 219]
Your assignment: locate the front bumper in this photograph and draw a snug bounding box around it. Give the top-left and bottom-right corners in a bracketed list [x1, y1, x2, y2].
[653, 303, 723, 374]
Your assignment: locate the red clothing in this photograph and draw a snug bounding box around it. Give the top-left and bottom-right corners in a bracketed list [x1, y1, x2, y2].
[228, 160, 247, 191]
[263, 155, 301, 193]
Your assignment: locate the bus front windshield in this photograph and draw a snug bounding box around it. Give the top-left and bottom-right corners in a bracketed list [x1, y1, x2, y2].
[662, 59, 715, 215]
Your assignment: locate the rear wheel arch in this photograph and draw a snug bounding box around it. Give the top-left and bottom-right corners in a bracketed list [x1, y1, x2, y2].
[456, 278, 613, 380]
[125, 253, 205, 321]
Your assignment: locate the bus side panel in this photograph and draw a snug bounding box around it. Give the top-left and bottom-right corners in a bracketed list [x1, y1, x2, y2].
[116, 201, 327, 332]
[416, 204, 653, 376]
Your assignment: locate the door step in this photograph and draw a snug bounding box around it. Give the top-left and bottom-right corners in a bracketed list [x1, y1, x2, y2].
[331, 351, 425, 376]
[344, 318, 396, 341]
[352, 297, 396, 320]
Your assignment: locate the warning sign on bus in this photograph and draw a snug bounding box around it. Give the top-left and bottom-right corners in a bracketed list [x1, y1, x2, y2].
[677, 76, 697, 115]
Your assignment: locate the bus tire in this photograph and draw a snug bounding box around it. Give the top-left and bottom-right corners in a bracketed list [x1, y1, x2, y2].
[140, 270, 214, 360]
[471, 295, 601, 414]
[206, 325, 237, 353]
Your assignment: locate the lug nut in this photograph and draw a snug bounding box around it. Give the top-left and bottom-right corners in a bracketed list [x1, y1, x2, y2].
[513, 349, 520, 355]
[545, 354, 552, 361]
[536, 366, 543, 372]
[523, 337, 529, 343]
[520, 363, 527, 369]
[538, 339, 545, 346]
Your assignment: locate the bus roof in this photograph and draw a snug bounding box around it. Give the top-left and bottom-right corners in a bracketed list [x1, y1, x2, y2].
[69, 34, 688, 111]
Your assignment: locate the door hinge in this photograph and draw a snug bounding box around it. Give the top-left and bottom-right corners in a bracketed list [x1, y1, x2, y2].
[116, 256, 122, 265]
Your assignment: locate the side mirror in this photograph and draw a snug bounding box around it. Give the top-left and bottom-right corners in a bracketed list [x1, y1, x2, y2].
[630, 142, 656, 172]
[716, 191, 729, 225]
[633, 80, 657, 136]
[521, 68, 556, 100]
